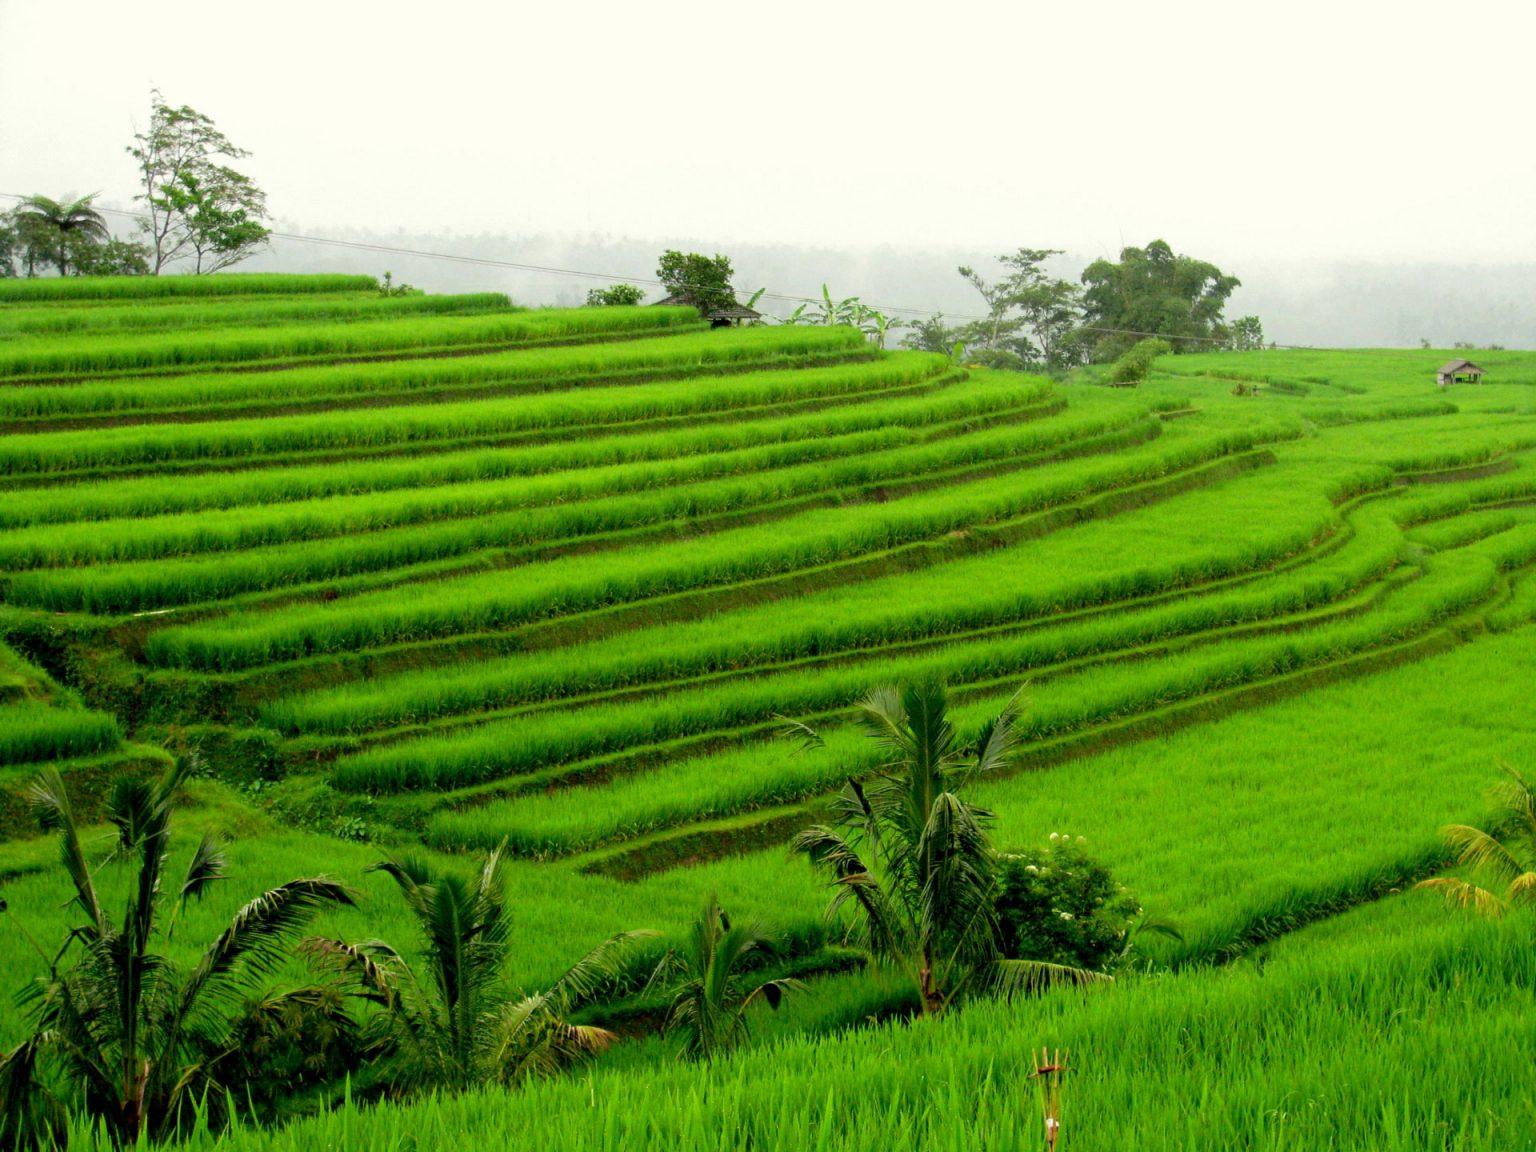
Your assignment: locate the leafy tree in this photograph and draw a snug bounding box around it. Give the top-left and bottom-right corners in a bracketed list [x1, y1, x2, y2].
[306, 846, 650, 1096]
[10, 194, 110, 278]
[128, 91, 270, 274]
[1226, 315, 1266, 351]
[790, 684, 1102, 1016]
[656, 893, 802, 1062]
[0, 762, 353, 1146]
[1418, 765, 1536, 916]
[0, 210, 24, 278]
[656, 250, 737, 317]
[586, 283, 646, 306]
[1078, 239, 1242, 361]
[995, 835, 1147, 972]
[955, 249, 1084, 372]
[902, 312, 957, 354]
[70, 236, 152, 277]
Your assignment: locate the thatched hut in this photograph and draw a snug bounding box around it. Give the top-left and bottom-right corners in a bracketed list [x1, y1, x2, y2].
[1437, 359, 1485, 387]
[654, 292, 763, 328]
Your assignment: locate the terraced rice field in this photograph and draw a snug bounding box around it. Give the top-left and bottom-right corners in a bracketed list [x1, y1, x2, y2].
[4, 276, 1536, 1147]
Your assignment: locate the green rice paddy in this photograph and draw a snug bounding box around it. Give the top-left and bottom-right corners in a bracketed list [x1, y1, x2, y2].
[3, 272, 1534, 1149]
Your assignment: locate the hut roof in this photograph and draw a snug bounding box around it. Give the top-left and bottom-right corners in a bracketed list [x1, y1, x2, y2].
[654, 292, 762, 321]
[1438, 359, 1484, 375]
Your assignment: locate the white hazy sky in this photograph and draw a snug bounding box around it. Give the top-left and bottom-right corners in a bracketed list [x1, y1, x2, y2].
[3, 0, 1534, 266]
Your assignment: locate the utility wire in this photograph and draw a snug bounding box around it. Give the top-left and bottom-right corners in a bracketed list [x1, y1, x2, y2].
[0, 191, 1296, 349]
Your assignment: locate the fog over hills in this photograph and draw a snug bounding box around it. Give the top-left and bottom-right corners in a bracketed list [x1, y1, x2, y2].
[244, 226, 1536, 351]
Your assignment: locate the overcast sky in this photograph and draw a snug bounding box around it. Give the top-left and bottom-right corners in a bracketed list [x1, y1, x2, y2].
[3, 0, 1534, 268]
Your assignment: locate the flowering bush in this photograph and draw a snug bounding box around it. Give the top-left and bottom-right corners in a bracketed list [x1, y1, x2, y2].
[994, 834, 1141, 972]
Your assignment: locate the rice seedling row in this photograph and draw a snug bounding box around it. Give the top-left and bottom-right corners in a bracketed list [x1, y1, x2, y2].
[0, 304, 709, 379]
[0, 291, 514, 339]
[0, 356, 953, 479]
[0, 272, 378, 303]
[139, 429, 1281, 671]
[0, 377, 1053, 527]
[0, 400, 1141, 573]
[0, 323, 861, 424]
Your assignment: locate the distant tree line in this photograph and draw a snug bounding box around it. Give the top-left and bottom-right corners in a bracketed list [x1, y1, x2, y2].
[904, 240, 1266, 370]
[1, 91, 270, 279]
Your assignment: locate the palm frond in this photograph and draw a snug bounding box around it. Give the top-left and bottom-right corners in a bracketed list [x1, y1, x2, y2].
[1415, 876, 1508, 917]
[774, 713, 825, 754]
[991, 958, 1111, 997]
[179, 831, 228, 906]
[179, 877, 354, 1020]
[543, 929, 657, 1012]
[1440, 823, 1527, 886]
[26, 769, 105, 936]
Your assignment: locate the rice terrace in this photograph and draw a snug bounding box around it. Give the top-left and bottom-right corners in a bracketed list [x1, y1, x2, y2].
[3, 266, 1536, 1151]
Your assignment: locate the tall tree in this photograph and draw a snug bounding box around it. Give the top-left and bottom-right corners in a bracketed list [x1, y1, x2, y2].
[127, 91, 271, 274]
[955, 249, 1084, 372]
[1077, 239, 1241, 361]
[656, 250, 738, 317]
[0, 763, 353, 1146]
[10, 194, 110, 278]
[790, 684, 1102, 1016]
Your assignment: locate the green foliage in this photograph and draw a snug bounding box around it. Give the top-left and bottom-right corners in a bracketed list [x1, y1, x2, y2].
[1079, 239, 1243, 361]
[994, 835, 1142, 971]
[127, 90, 270, 274]
[792, 684, 1100, 1015]
[586, 283, 646, 307]
[306, 847, 651, 1094]
[955, 249, 1084, 372]
[10, 194, 110, 278]
[658, 893, 801, 1061]
[1418, 764, 1536, 915]
[1226, 314, 1265, 351]
[376, 272, 420, 298]
[1107, 337, 1172, 385]
[1, 762, 353, 1145]
[656, 250, 737, 316]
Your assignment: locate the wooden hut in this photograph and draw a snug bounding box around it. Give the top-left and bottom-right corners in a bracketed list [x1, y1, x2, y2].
[1437, 359, 1485, 387]
[654, 292, 763, 328]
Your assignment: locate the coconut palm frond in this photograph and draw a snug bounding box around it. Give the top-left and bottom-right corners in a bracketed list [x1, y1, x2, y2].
[180, 831, 228, 907]
[967, 689, 1024, 783]
[1506, 871, 1536, 908]
[992, 958, 1111, 997]
[1416, 876, 1508, 917]
[543, 929, 657, 1013]
[299, 936, 403, 1008]
[0, 1035, 65, 1150]
[179, 878, 354, 1018]
[774, 713, 826, 754]
[1440, 823, 1527, 886]
[26, 769, 104, 936]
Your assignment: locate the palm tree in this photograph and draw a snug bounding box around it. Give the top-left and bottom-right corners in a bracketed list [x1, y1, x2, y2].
[657, 892, 803, 1062]
[11, 194, 110, 277]
[306, 846, 651, 1095]
[1418, 763, 1536, 915]
[791, 683, 1103, 1016]
[0, 762, 353, 1146]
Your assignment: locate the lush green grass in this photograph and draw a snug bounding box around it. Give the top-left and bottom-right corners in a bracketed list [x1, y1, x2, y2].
[0, 376, 1049, 527]
[0, 272, 378, 302]
[0, 320, 855, 420]
[0, 291, 514, 338]
[57, 895, 1534, 1152]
